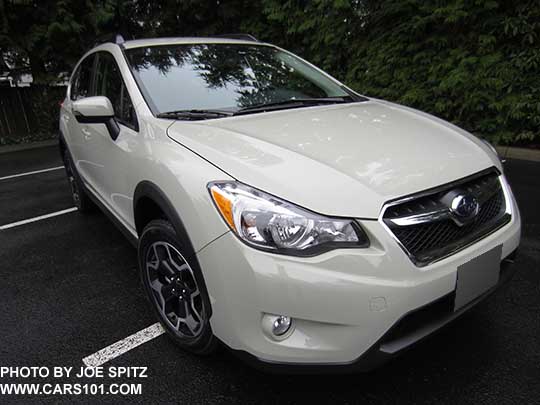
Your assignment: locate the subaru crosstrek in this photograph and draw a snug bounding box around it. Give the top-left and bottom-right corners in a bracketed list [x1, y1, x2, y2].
[59, 35, 521, 372]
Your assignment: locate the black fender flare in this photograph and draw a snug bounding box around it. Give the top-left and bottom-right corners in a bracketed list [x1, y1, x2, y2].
[133, 181, 197, 257]
[58, 131, 67, 157]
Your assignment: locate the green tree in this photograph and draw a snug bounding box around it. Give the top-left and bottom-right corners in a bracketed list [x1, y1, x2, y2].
[345, 0, 540, 143]
[0, 0, 112, 83]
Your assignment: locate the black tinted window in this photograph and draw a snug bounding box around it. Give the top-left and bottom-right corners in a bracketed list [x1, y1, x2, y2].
[71, 54, 95, 100]
[95, 52, 137, 129]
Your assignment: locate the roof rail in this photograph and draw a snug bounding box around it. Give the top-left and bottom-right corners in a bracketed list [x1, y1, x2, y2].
[93, 33, 128, 48]
[115, 34, 125, 45]
[215, 34, 258, 42]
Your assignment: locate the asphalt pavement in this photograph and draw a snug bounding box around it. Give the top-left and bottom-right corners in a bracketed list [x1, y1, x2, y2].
[0, 145, 538, 404]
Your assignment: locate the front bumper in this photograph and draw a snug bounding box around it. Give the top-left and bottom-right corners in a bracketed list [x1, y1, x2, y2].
[196, 178, 521, 372]
[233, 250, 518, 373]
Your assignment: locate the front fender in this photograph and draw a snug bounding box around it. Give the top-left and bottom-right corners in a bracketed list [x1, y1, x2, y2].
[131, 136, 233, 255]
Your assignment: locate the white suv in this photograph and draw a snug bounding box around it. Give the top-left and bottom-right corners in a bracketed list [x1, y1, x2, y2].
[60, 35, 521, 372]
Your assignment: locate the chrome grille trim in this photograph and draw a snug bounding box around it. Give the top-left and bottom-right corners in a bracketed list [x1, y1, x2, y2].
[379, 167, 511, 267]
[387, 208, 452, 227]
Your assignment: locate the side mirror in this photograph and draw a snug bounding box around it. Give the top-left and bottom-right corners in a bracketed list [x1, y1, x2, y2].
[72, 96, 120, 140]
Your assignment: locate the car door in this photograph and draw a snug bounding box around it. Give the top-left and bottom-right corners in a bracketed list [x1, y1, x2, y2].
[63, 53, 98, 188]
[90, 51, 140, 227]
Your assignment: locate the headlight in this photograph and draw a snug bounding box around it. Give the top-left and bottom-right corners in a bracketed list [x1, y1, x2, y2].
[208, 181, 369, 256]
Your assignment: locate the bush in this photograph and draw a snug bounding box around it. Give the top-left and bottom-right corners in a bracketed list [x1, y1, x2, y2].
[343, 0, 540, 144]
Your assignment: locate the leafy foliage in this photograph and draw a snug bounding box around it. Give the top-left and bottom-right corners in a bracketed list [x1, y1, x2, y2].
[0, 0, 538, 144]
[343, 0, 540, 144]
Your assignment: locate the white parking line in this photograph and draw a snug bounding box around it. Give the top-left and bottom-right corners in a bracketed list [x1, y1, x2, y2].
[82, 323, 165, 368]
[0, 207, 78, 230]
[0, 166, 64, 181]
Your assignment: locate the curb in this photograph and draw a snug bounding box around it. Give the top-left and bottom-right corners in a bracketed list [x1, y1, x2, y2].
[0, 140, 58, 155]
[496, 146, 540, 163]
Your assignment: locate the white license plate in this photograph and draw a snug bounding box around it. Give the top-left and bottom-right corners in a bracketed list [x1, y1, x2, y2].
[454, 245, 502, 311]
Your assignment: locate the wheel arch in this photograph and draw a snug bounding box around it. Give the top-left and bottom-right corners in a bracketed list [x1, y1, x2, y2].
[134, 180, 215, 319]
[133, 180, 197, 258]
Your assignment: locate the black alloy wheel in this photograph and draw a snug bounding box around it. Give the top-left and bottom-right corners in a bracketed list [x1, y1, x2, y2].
[139, 219, 217, 354]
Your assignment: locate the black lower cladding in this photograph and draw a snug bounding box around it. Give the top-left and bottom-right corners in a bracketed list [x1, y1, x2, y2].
[231, 249, 518, 374]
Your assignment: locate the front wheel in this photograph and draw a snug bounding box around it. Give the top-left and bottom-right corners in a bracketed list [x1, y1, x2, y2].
[138, 219, 218, 355]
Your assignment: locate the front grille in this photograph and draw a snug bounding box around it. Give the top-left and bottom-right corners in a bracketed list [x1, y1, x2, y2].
[383, 169, 510, 266]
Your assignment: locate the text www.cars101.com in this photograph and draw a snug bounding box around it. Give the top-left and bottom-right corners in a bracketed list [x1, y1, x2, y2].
[0, 383, 142, 396]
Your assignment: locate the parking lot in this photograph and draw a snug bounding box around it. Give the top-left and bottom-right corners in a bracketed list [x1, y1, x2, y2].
[0, 145, 539, 403]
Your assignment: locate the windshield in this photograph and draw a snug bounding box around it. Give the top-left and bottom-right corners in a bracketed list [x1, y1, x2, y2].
[126, 44, 352, 114]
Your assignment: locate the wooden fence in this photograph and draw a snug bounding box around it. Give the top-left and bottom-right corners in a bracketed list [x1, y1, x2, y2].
[0, 85, 67, 145]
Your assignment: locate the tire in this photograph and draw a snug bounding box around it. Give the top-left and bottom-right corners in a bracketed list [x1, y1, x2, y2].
[138, 219, 218, 355]
[62, 148, 94, 213]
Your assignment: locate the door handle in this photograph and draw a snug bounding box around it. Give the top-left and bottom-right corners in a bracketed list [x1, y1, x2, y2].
[82, 127, 92, 140]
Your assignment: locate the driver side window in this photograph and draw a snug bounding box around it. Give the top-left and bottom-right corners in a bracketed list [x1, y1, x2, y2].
[94, 52, 138, 130]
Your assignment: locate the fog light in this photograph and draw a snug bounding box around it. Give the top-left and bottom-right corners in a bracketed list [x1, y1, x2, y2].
[272, 315, 292, 336]
[261, 314, 294, 340]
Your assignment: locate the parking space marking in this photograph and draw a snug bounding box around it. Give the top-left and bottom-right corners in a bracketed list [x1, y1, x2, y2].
[0, 166, 64, 182]
[83, 323, 165, 367]
[0, 207, 77, 230]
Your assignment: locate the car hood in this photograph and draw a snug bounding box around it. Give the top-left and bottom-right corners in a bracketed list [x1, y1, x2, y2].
[167, 100, 500, 219]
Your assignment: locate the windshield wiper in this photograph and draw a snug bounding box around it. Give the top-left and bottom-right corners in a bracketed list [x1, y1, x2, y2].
[156, 95, 363, 119]
[233, 96, 356, 116]
[156, 109, 233, 120]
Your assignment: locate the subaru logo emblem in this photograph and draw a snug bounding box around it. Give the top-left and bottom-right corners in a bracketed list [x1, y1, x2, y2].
[450, 193, 479, 223]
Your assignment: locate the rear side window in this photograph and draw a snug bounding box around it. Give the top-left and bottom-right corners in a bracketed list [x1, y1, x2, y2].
[70, 54, 95, 101]
[94, 52, 138, 130]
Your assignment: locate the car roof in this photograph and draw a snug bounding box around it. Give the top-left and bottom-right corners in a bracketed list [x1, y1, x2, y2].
[122, 37, 269, 50]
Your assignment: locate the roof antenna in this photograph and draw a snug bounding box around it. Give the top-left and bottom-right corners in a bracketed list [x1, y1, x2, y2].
[115, 34, 125, 45]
